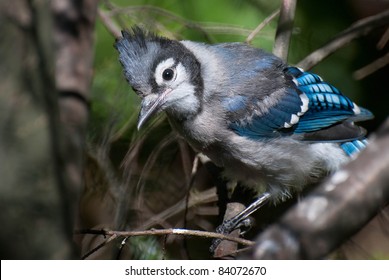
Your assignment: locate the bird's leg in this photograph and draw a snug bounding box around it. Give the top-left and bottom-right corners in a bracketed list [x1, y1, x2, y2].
[210, 192, 271, 252]
[217, 192, 271, 234]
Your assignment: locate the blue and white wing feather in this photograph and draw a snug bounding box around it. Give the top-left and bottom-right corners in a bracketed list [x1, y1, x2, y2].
[287, 67, 372, 133]
[225, 66, 373, 156]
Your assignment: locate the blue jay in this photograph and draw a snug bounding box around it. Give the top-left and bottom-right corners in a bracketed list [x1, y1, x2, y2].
[115, 27, 373, 237]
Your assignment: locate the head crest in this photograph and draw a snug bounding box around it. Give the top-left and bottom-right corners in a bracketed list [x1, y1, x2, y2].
[115, 26, 172, 90]
[115, 26, 171, 56]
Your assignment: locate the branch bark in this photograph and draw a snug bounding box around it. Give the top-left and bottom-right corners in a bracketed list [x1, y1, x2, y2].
[250, 118, 389, 259]
[1, 0, 98, 258]
[76, 228, 255, 246]
[76, 227, 255, 259]
[50, 0, 98, 257]
[273, 0, 297, 60]
[213, 202, 246, 258]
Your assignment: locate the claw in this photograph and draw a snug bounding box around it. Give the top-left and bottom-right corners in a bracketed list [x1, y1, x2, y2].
[210, 192, 271, 253]
[236, 217, 254, 235]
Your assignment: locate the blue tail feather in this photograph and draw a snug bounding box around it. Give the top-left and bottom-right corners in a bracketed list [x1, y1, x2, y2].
[340, 139, 368, 156]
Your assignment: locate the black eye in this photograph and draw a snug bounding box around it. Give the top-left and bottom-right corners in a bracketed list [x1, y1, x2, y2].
[162, 68, 174, 81]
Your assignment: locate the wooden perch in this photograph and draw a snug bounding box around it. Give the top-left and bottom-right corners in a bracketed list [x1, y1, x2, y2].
[250, 118, 389, 259]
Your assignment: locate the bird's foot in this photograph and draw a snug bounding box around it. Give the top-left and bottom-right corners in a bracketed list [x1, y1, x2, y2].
[210, 217, 253, 253]
[210, 192, 271, 253]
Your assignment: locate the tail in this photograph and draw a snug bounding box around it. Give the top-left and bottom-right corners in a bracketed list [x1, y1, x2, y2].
[340, 139, 369, 156]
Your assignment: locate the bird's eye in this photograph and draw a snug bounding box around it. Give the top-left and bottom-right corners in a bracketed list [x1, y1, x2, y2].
[162, 68, 174, 81]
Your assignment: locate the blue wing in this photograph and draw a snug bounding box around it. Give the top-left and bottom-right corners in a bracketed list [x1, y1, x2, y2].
[226, 66, 373, 143]
[226, 87, 307, 138]
[286, 67, 372, 134]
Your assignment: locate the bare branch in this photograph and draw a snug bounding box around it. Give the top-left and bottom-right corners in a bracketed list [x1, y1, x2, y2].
[213, 202, 246, 258]
[134, 187, 217, 231]
[353, 51, 389, 80]
[377, 27, 389, 49]
[297, 9, 389, 70]
[76, 227, 255, 258]
[251, 117, 389, 259]
[273, 0, 297, 60]
[108, 5, 253, 38]
[81, 234, 118, 260]
[246, 9, 280, 44]
[98, 8, 121, 38]
[51, 0, 99, 256]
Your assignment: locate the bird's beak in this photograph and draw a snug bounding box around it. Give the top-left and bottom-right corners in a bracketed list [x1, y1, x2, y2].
[137, 88, 172, 130]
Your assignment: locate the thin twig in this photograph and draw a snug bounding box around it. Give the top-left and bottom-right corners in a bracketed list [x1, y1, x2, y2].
[136, 187, 217, 231]
[76, 228, 255, 247]
[246, 9, 280, 44]
[182, 154, 201, 259]
[116, 236, 130, 259]
[108, 5, 253, 38]
[353, 51, 389, 80]
[134, 132, 177, 211]
[297, 9, 389, 70]
[273, 0, 297, 60]
[81, 234, 118, 259]
[377, 27, 389, 49]
[98, 8, 121, 38]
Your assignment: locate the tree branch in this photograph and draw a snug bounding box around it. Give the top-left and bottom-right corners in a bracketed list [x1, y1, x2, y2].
[353, 51, 389, 80]
[246, 9, 280, 44]
[98, 8, 121, 38]
[251, 117, 389, 259]
[76, 228, 255, 258]
[212, 202, 247, 258]
[273, 0, 297, 60]
[297, 9, 389, 70]
[51, 0, 99, 256]
[76, 228, 254, 246]
[108, 5, 253, 39]
[377, 27, 389, 49]
[81, 234, 118, 260]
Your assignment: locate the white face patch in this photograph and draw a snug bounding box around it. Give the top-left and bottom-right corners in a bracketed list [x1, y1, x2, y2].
[155, 58, 175, 85]
[154, 58, 190, 89]
[153, 58, 199, 115]
[174, 63, 189, 85]
[163, 82, 198, 114]
[161, 63, 197, 112]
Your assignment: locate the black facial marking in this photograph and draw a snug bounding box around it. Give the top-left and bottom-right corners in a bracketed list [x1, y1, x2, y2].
[116, 25, 204, 101]
[131, 86, 143, 96]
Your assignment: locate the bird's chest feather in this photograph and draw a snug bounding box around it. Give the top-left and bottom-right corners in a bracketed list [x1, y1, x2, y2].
[169, 112, 347, 195]
[167, 110, 222, 151]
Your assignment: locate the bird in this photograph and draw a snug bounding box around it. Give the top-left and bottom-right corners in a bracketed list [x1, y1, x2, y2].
[115, 26, 373, 240]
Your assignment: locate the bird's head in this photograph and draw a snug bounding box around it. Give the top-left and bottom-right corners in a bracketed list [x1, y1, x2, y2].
[115, 27, 203, 129]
